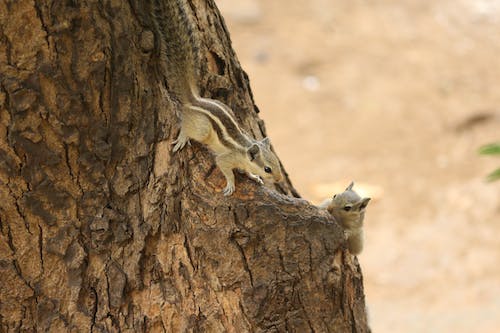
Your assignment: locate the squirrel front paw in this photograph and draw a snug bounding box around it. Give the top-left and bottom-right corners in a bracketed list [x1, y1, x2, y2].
[223, 183, 235, 196]
[248, 173, 264, 185]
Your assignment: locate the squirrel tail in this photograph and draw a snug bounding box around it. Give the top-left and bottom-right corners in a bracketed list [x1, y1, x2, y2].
[153, 0, 201, 102]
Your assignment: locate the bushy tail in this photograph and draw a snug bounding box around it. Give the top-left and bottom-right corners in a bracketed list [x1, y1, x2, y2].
[153, 0, 201, 102]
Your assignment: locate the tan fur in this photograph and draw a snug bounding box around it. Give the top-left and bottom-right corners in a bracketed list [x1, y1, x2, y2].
[319, 182, 370, 255]
[158, 0, 283, 195]
[173, 103, 283, 196]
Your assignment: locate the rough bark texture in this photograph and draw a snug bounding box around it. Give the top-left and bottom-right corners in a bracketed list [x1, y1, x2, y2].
[0, 1, 369, 332]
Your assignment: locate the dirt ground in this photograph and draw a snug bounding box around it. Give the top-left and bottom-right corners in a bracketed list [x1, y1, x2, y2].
[217, 0, 500, 331]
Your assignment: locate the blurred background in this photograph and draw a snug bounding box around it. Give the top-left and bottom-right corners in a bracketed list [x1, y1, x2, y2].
[216, 0, 500, 332]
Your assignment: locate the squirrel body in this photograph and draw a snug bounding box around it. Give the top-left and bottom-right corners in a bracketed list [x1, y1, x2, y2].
[319, 182, 370, 255]
[155, 0, 283, 195]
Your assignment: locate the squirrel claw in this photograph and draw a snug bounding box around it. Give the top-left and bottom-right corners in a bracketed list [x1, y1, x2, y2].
[248, 173, 264, 185]
[172, 136, 190, 152]
[223, 184, 235, 196]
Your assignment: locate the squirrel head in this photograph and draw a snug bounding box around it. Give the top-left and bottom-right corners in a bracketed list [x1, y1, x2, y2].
[247, 137, 283, 183]
[327, 182, 371, 229]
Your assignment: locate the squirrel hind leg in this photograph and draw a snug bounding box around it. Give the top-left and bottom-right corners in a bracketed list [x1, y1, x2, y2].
[182, 107, 212, 144]
[172, 131, 190, 152]
[172, 109, 210, 152]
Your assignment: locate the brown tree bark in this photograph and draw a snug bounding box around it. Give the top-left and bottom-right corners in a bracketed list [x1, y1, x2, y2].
[0, 1, 369, 332]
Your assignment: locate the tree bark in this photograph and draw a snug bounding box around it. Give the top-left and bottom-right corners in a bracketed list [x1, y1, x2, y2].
[0, 1, 369, 332]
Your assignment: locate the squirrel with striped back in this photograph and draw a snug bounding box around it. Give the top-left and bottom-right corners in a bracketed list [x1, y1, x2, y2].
[154, 0, 283, 195]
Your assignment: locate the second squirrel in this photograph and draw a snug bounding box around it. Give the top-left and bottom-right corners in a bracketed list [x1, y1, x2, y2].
[319, 182, 370, 255]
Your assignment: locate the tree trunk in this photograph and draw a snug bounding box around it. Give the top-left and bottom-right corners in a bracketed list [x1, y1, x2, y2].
[0, 1, 369, 332]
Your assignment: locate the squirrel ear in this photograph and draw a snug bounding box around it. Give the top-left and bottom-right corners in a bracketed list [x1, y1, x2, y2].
[247, 144, 260, 161]
[261, 137, 270, 147]
[346, 181, 354, 191]
[359, 197, 371, 209]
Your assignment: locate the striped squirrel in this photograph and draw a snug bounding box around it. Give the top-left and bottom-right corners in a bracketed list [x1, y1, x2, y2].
[154, 0, 283, 195]
[319, 182, 370, 255]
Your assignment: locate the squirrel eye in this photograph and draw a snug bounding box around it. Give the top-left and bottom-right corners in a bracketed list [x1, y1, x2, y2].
[333, 194, 337, 199]
[343, 206, 352, 212]
[264, 166, 272, 173]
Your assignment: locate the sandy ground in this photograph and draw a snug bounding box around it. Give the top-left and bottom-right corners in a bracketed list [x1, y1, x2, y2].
[217, 0, 500, 332]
